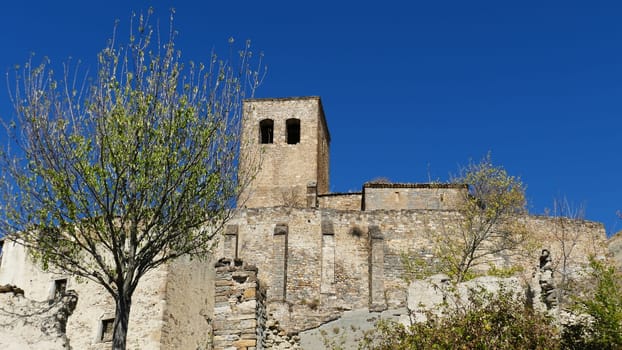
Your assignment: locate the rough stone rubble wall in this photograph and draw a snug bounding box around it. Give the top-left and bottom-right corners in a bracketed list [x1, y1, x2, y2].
[609, 231, 622, 269]
[213, 258, 265, 350]
[315, 103, 330, 195]
[229, 208, 471, 333]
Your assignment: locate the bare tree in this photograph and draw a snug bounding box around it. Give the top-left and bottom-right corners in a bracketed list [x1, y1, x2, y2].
[546, 197, 587, 306]
[0, 9, 264, 349]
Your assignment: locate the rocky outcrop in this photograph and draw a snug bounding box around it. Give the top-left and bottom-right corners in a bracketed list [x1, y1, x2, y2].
[532, 249, 558, 311]
[407, 275, 523, 322]
[0, 285, 78, 350]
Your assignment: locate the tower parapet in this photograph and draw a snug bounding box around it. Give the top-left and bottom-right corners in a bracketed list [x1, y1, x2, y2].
[362, 183, 467, 211]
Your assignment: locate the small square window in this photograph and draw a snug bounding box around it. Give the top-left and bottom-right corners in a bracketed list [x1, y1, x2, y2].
[100, 318, 115, 342]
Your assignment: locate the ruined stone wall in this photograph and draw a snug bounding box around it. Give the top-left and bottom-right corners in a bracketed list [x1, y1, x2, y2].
[239, 97, 330, 208]
[228, 208, 329, 332]
[159, 256, 215, 350]
[523, 216, 607, 283]
[0, 207, 607, 349]
[212, 258, 265, 350]
[66, 266, 168, 350]
[0, 242, 168, 350]
[324, 211, 370, 312]
[0, 288, 77, 350]
[0, 239, 58, 301]
[365, 210, 462, 309]
[230, 208, 461, 333]
[229, 207, 607, 336]
[318, 193, 362, 210]
[363, 184, 466, 211]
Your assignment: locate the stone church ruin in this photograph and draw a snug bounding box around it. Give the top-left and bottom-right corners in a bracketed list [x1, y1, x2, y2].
[0, 96, 609, 349]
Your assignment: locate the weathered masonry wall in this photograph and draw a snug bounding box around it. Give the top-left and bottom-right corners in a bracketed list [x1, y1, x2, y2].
[0, 243, 217, 350]
[160, 256, 214, 350]
[0, 208, 607, 349]
[523, 216, 607, 274]
[212, 258, 265, 350]
[318, 193, 362, 210]
[315, 103, 330, 195]
[227, 208, 453, 332]
[225, 207, 607, 335]
[362, 183, 467, 211]
[0, 242, 168, 350]
[239, 97, 330, 208]
[0, 288, 78, 350]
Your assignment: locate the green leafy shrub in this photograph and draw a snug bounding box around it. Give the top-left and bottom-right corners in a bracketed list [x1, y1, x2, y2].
[561, 258, 622, 350]
[360, 289, 559, 350]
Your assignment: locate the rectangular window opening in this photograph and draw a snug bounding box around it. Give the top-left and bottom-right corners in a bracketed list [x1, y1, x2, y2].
[286, 119, 300, 144]
[54, 279, 67, 299]
[260, 119, 274, 144]
[100, 318, 115, 343]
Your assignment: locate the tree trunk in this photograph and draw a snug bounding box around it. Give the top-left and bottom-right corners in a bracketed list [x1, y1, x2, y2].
[112, 292, 132, 350]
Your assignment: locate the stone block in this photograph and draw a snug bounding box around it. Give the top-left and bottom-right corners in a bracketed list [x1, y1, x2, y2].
[243, 288, 256, 299]
[233, 339, 257, 347]
[240, 318, 257, 329]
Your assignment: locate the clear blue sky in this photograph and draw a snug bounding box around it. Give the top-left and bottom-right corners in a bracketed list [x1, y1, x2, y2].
[1, 1, 620, 235]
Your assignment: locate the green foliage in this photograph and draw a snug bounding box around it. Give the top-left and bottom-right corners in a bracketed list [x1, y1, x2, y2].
[486, 263, 524, 278]
[432, 153, 529, 282]
[459, 153, 526, 220]
[561, 258, 622, 350]
[1, 8, 264, 349]
[360, 289, 559, 350]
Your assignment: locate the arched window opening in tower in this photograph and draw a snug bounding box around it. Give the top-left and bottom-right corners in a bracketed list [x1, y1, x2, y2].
[260, 119, 274, 144]
[286, 118, 300, 144]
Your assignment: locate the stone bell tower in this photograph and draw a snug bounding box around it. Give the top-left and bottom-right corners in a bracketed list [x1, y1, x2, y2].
[238, 96, 330, 208]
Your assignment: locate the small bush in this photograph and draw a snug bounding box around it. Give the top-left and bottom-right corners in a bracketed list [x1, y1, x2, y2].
[360, 289, 559, 350]
[561, 258, 622, 350]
